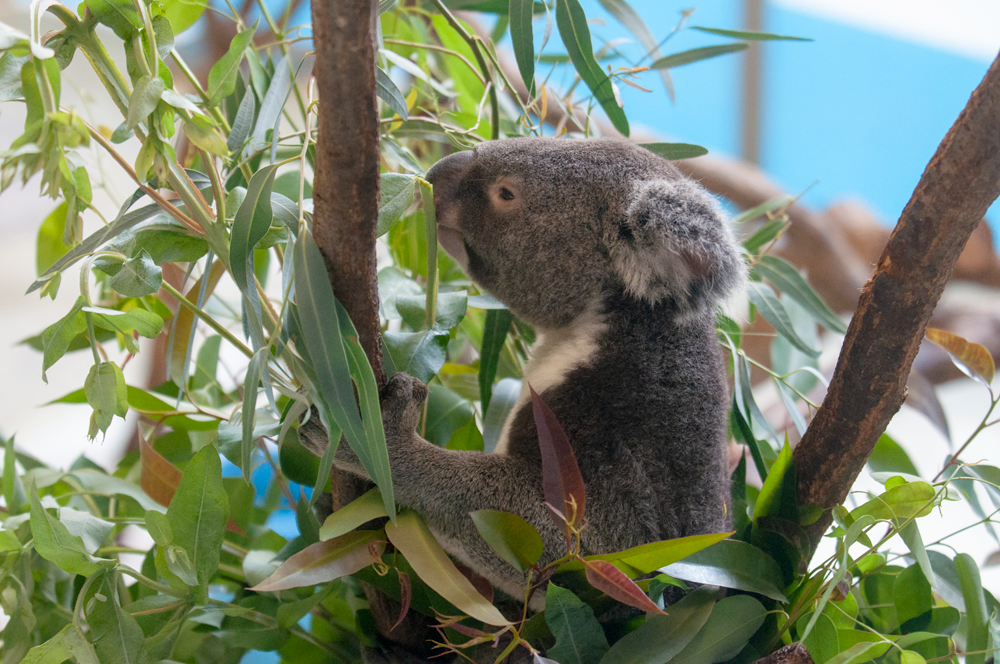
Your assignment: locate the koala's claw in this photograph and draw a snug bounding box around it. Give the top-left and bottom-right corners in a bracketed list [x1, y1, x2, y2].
[381, 372, 428, 434]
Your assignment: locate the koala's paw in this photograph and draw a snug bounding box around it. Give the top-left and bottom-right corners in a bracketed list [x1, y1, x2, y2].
[380, 372, 428, 435]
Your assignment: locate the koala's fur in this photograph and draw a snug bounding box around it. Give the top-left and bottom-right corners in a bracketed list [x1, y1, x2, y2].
[309, 138, 745, 612]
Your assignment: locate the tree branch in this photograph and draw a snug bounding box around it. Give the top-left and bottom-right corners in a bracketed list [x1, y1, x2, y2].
[793, 51, 1000, 548]
[309, 2, 438, 658]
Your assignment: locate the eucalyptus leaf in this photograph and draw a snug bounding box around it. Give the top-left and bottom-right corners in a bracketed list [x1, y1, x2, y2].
[207, 21, 257, 103]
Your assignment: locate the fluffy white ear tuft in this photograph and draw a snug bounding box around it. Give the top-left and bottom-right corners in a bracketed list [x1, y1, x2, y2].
[609, 179, 746, 316]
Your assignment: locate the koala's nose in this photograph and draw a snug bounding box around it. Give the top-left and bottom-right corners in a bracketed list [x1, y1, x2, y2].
[426, 150, 473, 203]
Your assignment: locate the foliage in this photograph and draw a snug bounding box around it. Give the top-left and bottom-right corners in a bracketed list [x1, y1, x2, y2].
[0, 0, 997, 663]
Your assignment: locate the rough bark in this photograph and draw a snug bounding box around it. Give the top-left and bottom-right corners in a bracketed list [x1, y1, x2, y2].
[793, 51, 1000, 548]
[310, 1, 438, 658]
[311, 0, 385, 389]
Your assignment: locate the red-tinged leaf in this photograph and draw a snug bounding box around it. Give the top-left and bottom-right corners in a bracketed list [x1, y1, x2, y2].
[139, 430, 182, 507]
[249, 530, 384, 592]
[455, 561, 494, 604]
[926, 328, 996, 387]
[139, 430, 244, 535]
[391, 570, 411, 632]
[530, 385, 585, 534]
[448, 622, 493, 640]
[584, 559, 666, 614]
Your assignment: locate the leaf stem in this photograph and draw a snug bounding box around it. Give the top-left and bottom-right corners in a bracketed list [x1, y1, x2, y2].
[161, 281, 254, 359]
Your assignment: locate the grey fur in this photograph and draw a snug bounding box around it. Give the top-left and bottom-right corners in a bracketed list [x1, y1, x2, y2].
[312, 138, 745, 612]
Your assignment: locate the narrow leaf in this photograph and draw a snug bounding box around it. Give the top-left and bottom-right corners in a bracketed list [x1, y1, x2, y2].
[239, 348, 267, 483]
[555, 0, 629, 135]
[319, 490, 390, 542]
[126, 75, 165, 130]
[584, 559, 666, 614]
[376, 66, 408, 120]
[470, 509, 544, 573]
[479, 308, 513, 413]
[956, 553, 989, 664]
[925, 328, 995, 387]
[530, 385, 586, 534]
[753, 255, 847, 333]
[510, 0, 535, 96]
[227, 84, 256, 152]
[29, 485, 110, 576]
[692, 26, 812, 41]
[640, 142, 709, 160]
[165, 445, 228, 602]
[748, 281, 820, 357]
[207, 21, 257, 102]
[231, 164, 279, 293]
[377, 173, 416, 237]
[384, 510, 510, 626]
[250, 531, 384, 592]
[651, 43, 749, 70]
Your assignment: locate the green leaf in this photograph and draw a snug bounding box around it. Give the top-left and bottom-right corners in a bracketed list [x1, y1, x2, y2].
[293, 227, 395, 517]
[36, 202, 71, 276]
[753, 255, 847, 333]
[145, 509, 172, 545]
[126, 75, 165, 130]
[423, 383, 474, 447]
[161, 0, 208, 35]
[692, 26, 813, 42]
[166, 445, 228, 602]
[471, 510, 543, 573]
[483, 378, 520, 452]
[584, 531, 732, 575]
[4, 436, 28, 514]
[29, 485, 111, 576]
[20, 624, 99, 664]
[28, 200, 167, 294]
[231, 163, 279, 293]
[510, 0, 535, 96]
[661, 539, 787, 601]
[383, 329, 450, 383]
[87, 574, 144, 664]
[184, 114, 229, 155]
[748, 281, 820, 357]
[601, 586, 717, 664]
[41, 296, 86, 381]
[250, 54, 297, 157]
[67, 469, 164, 513]
[377, 173, 417, 237]
[734, 195, 792, 224]
[376, 66, 408, 120]
[797, 612, 839, 664]
[207, 21, 257, 103]
[320, 487, 389, 541]
[640, 142, 709, 160]
[84, 361, 128, 437]
[384, 510, 510, 626]
[555, 0, 629, 136]
[894, 564, 933, 626]
[867, 434, 919, 476]
[651, 43, 749, 70]
[480, 308, 513, 413]
[239, 348, 267, 483]
[109, 249, 163, 297]
[250, 530, 384, 592]
[86, 306, 164, 338]
[86, 0, 142, 39]
[846, 481, 936, 524]
[754, 438, 797, 522]
[670, 594, 767, 664]
[227, 84, 256, 153]
[956, 553, 989, 664]
[545, 583, 609, 664]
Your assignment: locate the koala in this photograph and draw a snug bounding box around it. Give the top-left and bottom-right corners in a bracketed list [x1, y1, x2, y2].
[307, 137, 745, 610]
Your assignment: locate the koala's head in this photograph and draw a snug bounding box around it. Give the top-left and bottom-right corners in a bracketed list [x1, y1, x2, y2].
[426, 137, 745, 328]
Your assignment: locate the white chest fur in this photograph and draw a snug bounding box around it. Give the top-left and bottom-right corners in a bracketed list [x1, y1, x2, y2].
[491, 308, 606, 455]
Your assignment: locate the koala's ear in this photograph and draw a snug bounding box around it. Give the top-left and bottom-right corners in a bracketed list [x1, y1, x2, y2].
[609, 179, 746, 315]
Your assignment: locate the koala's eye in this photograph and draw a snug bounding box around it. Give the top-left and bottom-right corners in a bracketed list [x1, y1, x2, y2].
[499, 187, 515, 201]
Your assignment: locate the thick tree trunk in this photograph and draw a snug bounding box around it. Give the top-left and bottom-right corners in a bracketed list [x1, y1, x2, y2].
[793, 51, 1000, 549]
[309, 1, 438, 658]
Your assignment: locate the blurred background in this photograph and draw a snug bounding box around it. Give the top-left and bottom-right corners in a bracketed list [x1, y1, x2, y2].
[1, 0, 1000, 625]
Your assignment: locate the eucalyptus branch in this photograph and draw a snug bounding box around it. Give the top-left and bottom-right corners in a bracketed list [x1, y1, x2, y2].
[84, 123, 204, 233]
